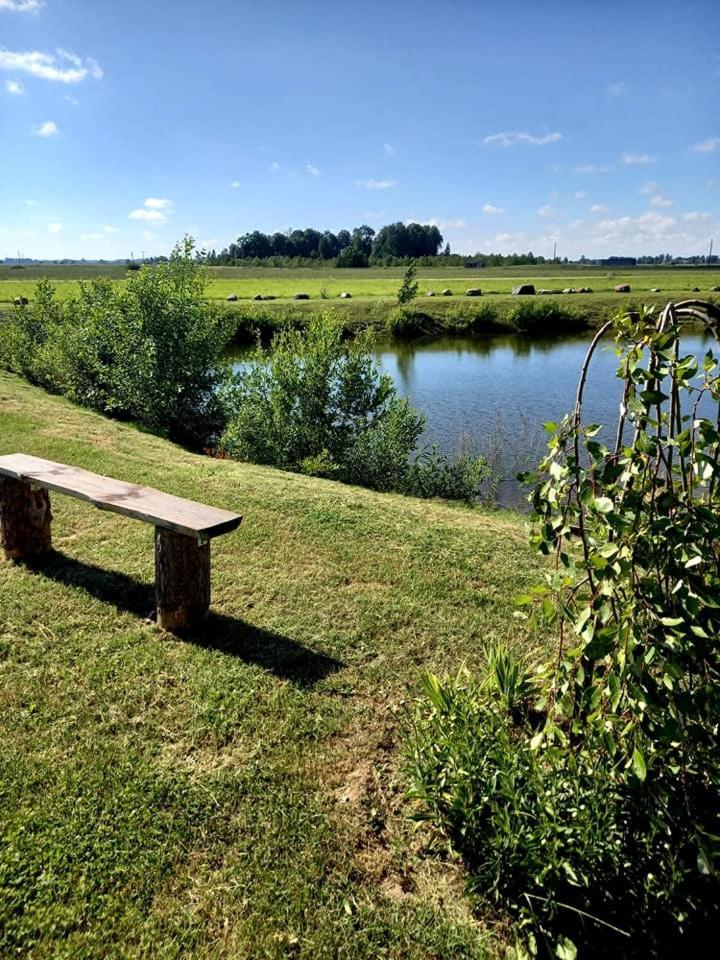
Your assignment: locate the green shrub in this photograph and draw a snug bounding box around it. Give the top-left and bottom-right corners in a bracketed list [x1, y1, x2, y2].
[409, 303, 720, 955]
[508, 299, 585, 334]
[219, 314, 490, 502]
[0, 239, 232, 447]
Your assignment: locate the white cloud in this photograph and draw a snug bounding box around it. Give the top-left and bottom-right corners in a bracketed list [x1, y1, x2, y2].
[482, 203, 504, 214]
[575, 164, 614, 174]
[383, 142, 396, 159]
[622, 152, 654, 165]
[0, 48, 102, 84]
[64, 94, 78, 105]
[639, 180, 658, 195]
[268, 160, 280, 173]
[143, 197, 172, 210]
[47, 221, 61, 233]
[574, 190, 587, 199]
[483, 130, 562, 147]
[592, 210, 680, 245]
[355, 178, 396, 190]
[103, 224, 119, 233]
[229, 180, 240, 189]
[682, 211, 712, 222]
[0, 1, 43, 11]
[142, 230, 156, 242]
[5, 78, 23, 94]
[689, 137, 720, 153]
[129, 208, 167, 223]
[428, 217, 466, 229]
[33, 120, 58, 137]
[129, 198, 172, 223]
[81, 232, 104, 241]
[607, 80, 626, 96]
[650, 194, 672, 208]
[590, 204, 608, 213]
[306, 163, 319, 176]
[537, 205, 553, 217]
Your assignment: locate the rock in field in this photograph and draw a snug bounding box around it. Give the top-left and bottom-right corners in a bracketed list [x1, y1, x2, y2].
[512, 284, 535, 295]
[614, 284, 631, 293]
[466, 288, 482, 297]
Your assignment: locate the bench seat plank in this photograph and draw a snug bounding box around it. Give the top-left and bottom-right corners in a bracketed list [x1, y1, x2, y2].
[0, 453, 242, 540]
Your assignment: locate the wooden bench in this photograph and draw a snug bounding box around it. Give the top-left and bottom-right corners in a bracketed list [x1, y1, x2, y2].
[0, 453, 242, 630]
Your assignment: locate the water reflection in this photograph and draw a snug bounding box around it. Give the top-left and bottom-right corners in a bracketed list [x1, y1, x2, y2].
[228, 330, 715, 510]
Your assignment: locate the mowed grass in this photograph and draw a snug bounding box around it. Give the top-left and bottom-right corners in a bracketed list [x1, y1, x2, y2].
[0, 372, 546, 959]
[1, 264, 718, 309]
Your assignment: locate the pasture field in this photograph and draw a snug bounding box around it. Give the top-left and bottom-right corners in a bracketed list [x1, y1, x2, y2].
[0, 371, 544, 958]
[1, 264, 719, 308]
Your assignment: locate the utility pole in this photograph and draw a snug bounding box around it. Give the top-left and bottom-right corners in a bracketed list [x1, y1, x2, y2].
[709, 238, 714, 262]
[552, 241, 557, 262]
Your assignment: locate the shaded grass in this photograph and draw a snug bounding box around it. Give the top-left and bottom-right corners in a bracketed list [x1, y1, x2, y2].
[0, 372, 544, 958]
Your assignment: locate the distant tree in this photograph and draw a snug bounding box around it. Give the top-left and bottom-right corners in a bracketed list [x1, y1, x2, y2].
[336, 229, 352, 250]
[319, 231, 340, 260]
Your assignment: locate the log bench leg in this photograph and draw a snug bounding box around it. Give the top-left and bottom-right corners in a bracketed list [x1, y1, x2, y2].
[155, 528, 210, 630]
[0, 476, 53, 561]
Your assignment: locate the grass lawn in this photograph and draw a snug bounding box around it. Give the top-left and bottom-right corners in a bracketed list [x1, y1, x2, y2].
[0, 372, 545, 958]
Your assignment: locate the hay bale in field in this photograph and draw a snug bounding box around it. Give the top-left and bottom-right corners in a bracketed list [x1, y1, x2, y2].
[691, 287, 701, 292]
[650, 288, 661, 293]
[226, 294, 238, 301]
[711, 285, 720, 292]
[442, 288, 453, 296]
[512, 284, 535, 295]
[426, 290, 436, 296]
[538, 289, 552, 295]
[13, 296, 29, 306]
[465, 288, 482, 297]
[252, 294, 264, 301]
[579, 287, 592, 293]
[614, 284, 631, 293]
[339, 291, 352, 299]
[562, 288, 577, 294]
[293, 292, 310, 300]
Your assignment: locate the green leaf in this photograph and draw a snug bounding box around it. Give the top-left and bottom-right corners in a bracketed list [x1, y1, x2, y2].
[593, 496, 614, 514]
[632, 747, 647, 782]
[556, 936, 578, 960]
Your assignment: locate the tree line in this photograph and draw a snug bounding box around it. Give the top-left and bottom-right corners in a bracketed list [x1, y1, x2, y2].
[205, 222, 548, 268]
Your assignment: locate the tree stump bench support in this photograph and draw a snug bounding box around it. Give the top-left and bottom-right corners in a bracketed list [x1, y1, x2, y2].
[0, 453, 242, 631]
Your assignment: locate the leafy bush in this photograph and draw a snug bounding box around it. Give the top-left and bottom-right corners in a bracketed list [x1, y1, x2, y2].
[507, 299, 585, 334]
[409, 303, 720, 956]
[0, 239, 232, 447]
[219, 314, 490, 501]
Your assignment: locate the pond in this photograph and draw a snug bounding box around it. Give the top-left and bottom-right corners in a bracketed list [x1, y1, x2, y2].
[229, 330, 716, 509]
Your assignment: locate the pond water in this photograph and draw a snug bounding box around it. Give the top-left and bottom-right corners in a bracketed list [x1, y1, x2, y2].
[229, 330, 716, 509]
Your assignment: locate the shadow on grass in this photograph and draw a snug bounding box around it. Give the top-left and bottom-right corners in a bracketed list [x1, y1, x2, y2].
[22, 551, 343, 687]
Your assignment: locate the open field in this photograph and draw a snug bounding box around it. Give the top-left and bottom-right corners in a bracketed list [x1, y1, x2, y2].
[0, 372, 545, 958]
[1, 264, 719, 306]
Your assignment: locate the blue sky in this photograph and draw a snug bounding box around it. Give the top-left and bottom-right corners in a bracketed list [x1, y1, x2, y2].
[1, 0, 718, 259]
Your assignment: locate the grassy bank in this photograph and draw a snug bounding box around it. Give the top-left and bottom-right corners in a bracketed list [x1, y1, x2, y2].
[0, 372, 544, 958]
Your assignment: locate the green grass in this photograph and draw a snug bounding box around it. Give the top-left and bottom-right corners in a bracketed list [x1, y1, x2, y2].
[0, 372, 545, 958]
[3, 264, 717, 342]
[2, 263, 718, 306]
